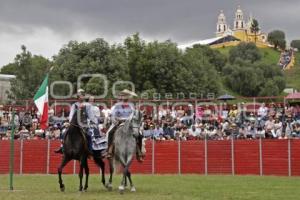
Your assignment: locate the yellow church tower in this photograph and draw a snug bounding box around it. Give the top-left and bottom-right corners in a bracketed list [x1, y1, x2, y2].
[233, 6, 247, 41]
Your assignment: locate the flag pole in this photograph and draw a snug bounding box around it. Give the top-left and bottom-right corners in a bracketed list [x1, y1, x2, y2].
[9, 111, 16, 190]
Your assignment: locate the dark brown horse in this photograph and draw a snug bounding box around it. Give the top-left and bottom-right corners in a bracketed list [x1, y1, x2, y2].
[57, 105, 106, 192]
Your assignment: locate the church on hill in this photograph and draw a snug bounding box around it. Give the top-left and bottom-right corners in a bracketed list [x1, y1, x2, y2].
[180, 6, 270, 49]
[216, 6, 268, 45]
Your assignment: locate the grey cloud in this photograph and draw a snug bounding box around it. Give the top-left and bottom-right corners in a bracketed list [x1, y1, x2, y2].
[0, 0, 299, 66]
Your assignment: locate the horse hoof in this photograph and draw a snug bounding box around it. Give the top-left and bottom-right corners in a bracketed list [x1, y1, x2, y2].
[60, 185, 65, 192]
[106, 183, 113, 191]
[79, 187, 83, 192]
[119, 185, 125, 194]
[130, 186, 136, 192]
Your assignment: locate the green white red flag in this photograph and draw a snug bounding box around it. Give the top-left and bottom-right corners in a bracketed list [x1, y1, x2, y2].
[33, 74, 49, 130]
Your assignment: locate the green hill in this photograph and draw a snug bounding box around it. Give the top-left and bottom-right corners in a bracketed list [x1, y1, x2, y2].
[284, 52, 300, 91]
[216, 46, 281, 65]
[217, 46, 300, 94]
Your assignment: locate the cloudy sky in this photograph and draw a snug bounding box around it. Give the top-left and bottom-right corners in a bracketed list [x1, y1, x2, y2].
[0, 0, 299, 67]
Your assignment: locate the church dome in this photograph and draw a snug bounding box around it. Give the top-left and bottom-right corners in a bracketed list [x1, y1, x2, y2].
[218, 10, 226, 22]
[236, 5, 243, 14]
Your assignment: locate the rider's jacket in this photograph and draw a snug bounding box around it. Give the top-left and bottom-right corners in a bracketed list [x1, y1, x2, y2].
[110, 102, 135, 122]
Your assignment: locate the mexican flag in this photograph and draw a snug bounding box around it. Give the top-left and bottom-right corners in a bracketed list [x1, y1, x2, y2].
[34, 74, 49, 130]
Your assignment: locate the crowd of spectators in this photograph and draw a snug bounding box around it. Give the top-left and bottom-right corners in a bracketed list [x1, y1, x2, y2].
[279, 49, 293, 70]
[143, 103, 300, 141]
[0, 105, 67, 140]
[1, 102, 300, 141]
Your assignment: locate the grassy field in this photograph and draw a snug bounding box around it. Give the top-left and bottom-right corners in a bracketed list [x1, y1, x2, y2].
[1, 175, 300, 200]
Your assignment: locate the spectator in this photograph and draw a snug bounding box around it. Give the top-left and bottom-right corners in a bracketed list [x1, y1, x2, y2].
[258, 103, 268, 121]
[265, 116, 275, 138]
[153, 124, 164, 140]
[238, 125, 247, 139]
[188, 125, 201, 140]
[256, 126, 265, 139]
[273, 116, 283, 138]
[221, 103, 229, 121]
[0, 105, 4, 122]
[248, 122, 256, 139]
[18, 126, 30, 140]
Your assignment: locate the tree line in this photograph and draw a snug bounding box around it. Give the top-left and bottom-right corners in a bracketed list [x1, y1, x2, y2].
[0, 33, 293, 101]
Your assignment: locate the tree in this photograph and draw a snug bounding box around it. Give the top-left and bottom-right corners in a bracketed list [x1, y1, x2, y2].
[52, 38, 129, 98]
[259, 80, 280, 96]
[0, 63, 18, 74]
[223, 60, 286, 97]
[124, 33, 146, 90]
[6, 46, 51, 100]
[250, 19, 260, 44]
[193, 45, 227, 72]
[267, 30, 286, 50]
[229, 42, 262, 64]
[223, 62, 263, 96]
[182, 45, 221, 96]
[291, 40, 300, 50]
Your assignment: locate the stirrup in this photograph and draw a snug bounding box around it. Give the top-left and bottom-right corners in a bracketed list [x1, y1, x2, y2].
[137, 156, 144, 163]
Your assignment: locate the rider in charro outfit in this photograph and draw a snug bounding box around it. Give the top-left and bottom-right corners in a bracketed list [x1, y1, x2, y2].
[106, 89, 145, 162]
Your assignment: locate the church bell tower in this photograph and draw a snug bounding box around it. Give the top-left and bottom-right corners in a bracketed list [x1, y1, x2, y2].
[216, 10, 228, 37]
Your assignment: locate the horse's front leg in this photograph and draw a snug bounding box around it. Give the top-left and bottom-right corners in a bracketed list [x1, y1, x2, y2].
[94, 154, 106, 187]
[84, 158, 89, 191]
[79, 163, 84, 191]
[106, 158, 114, 191]
[119, 165, 128, 194]
[99, 159, 105, 187]
[58, 156, 70, 192]
[127, 170, 136, 192]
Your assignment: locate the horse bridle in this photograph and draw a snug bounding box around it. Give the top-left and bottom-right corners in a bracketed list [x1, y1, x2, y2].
[69, 122, 86, 133]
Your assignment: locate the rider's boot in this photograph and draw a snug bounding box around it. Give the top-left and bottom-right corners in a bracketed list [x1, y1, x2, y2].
[54, 146, 63, 154]
[136, 134, 145, 162]
[107, 144, 114, 159]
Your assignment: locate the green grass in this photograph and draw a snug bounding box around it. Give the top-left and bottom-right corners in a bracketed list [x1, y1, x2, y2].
[259, 48, 281, 65]
[1, 175, 300, 200]
[216, 46, 280, 65]
[284, 52, 300, 91]
[216, 46, 234, 57]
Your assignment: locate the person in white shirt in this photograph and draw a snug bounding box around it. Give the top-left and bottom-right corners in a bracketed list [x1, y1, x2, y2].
[264, 116, 275, 138]
[188, 125, 201, 139]
[55, 89, 95, 154]
[153, 125, 164, 140]
[106, 89, 144, 162]
[258, 103, 268, 120]
[273, 116, 282, 138]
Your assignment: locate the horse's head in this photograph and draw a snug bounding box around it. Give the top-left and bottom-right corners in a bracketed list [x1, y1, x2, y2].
[71, 104, 88, 127]
[129, 110, 143, 135]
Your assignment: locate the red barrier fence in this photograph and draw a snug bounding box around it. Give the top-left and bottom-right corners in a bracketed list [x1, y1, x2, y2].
[1, 139, 300, 176]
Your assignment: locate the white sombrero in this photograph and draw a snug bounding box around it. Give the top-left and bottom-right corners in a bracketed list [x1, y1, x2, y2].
[118, 89, 137, 98]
